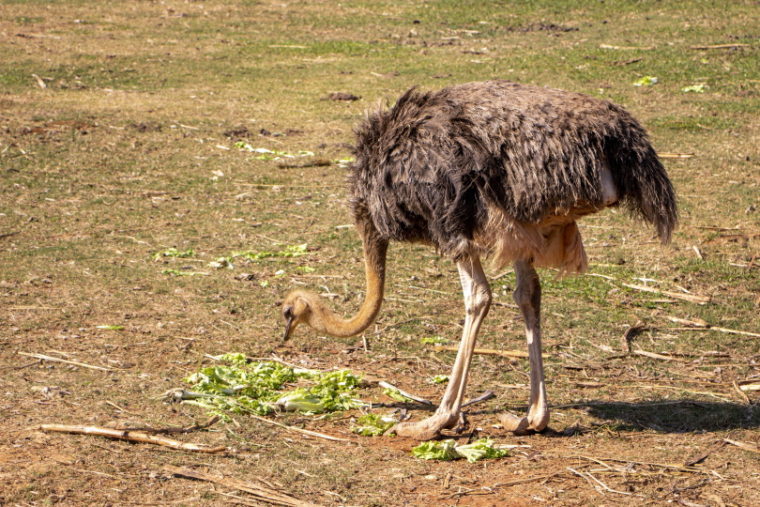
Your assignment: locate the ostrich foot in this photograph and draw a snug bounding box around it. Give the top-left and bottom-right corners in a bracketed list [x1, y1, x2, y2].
[499, 407, 549, 435]
[393, 411, 459, 440]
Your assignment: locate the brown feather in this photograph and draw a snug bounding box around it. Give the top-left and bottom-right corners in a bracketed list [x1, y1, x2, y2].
[349, 80, 677, 269]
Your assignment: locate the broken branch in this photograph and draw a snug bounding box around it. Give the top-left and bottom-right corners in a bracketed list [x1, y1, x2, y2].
[32, 424, 227, 453]
[18, 352, 114, 372]
[378, 380, 434, 405]
[690, 43, 750, 50]
[621, 283, 710, 304]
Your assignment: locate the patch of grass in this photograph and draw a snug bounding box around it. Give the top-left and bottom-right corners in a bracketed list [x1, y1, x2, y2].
[651, 115, 738, 131]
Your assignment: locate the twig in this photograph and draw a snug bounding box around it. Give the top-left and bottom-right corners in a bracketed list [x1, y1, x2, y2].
[433, 344, 533, 359]
[462, 390, 496, 408]
[567, 467, 603, 495]
[491, 472, 563, 488]
[690, 43, 750, 50]
[0, 360, 40, 371]
[723, 438, 760, 454]
[113, 416, 221, 435]
[665, 316, 760, 338]
[32, 424, 227, 453]
[276, 159, 332, 169]
[378, 380, 434, 405]
[659, 152, 695, 159]
[723, 439, 760, 455]
[18, 352, 114, 372]
[600, 43, 654, 50]
[584, 469, 638, 496]
[622, 323, 647, 353]
[633, 349, 686, 362]
[621, 283, 710, 304]
[732, 381, 751, 404]
[568, 455, 704, 473]
[737, 380, 760, 392]
[684, 440, 727, 466]
[247, 414, 352, 443]
[612, 57, 643, 66]
[164, 465, 319, 507]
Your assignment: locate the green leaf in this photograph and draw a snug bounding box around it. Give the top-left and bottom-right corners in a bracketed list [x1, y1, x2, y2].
[153, 247, 195, 260]
[411, 440, 459, 461]
[383, 387, 413, 403]
[633, 75, 658, 87]
[352, 413, 397, 436]
[411, 438, 509, 462]
[682, 84, 706, 93]
[420, 336, 448, 345]
[454, 438, 509, 463]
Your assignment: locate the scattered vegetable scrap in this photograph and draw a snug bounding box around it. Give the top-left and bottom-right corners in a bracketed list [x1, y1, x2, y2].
[633, 75, 658, 86]
[161, 269, 208, 277]
[682, 84, 706, 93]
[382, 386, 414, 403]
[420, 336, 448, 345]
[230, 243, 308, 261]
[411, 438, 509, 463]
[153, 247, 195, 260]
[234, 142, 315, 160]
[352, 413, 397, 436]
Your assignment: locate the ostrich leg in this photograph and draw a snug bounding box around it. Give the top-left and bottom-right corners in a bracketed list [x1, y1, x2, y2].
[500, 259, 550, 433]
[394, 253, 492, 440]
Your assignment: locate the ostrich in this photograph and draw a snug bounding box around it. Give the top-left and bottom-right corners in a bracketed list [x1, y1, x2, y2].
[282, 81, 677, 440]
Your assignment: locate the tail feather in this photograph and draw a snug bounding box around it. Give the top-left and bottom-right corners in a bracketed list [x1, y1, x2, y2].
[606, 124, 678, 243]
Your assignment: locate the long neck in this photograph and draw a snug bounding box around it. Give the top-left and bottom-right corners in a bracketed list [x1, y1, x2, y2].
[308, 220, 388, 337]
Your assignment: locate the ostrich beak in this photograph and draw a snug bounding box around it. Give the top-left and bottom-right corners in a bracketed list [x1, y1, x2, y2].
[283, 315, 295, 341]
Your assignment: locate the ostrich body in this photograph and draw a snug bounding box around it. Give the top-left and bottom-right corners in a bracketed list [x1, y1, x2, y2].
[283, 81, 677, 440]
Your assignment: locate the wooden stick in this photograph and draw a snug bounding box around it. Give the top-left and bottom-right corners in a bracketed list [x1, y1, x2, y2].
[738, 381, 760, 392]
[599, 43, 654, 50]
[690, 43, 750, 50]
[164, 465, 319, 507]
[621, 283, 710, 304]
[112, 416, 220, 435]
[731, 381, 751, 404]
[723, 439, 760, 455]
[433, 344, 533, 359]
[666, 316, 760, 337]
[247, 414, 351, 443]
[32, 424, 227, 453]
[18, 352, 114, 372]
[659, 152, 695, 159]
[684, 440, 727, 467]
[378, 380, 434, 405]
[633, 349, 686, 362]
[461, 390, 496, 408]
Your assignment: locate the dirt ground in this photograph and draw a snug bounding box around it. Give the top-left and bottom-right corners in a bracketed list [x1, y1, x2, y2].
[1, 1, 759, 505]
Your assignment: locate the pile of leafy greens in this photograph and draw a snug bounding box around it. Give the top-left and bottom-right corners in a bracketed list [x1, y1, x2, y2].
[183, 353, 363, 419]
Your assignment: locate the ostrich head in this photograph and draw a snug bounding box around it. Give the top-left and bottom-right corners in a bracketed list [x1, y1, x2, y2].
[281, 290, 313, 340]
